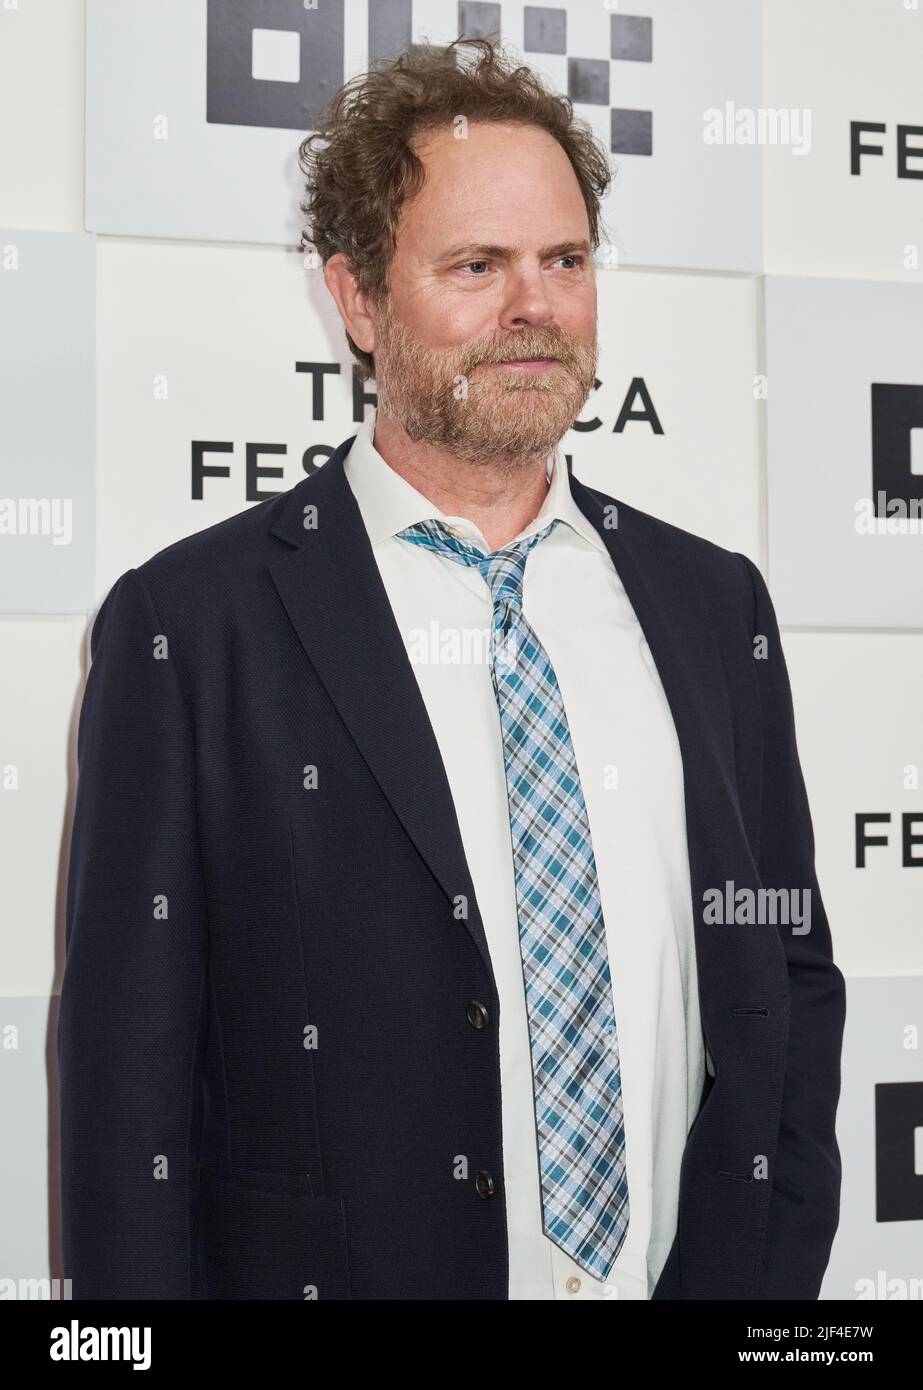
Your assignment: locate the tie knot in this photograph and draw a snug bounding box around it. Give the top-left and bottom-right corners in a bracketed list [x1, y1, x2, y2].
[396, 516, 558, 617]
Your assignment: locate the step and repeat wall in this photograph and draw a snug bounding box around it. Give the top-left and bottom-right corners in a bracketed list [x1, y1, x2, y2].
[1, 0, 921, 1299]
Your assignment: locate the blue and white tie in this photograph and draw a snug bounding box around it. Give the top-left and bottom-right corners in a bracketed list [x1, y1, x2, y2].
[396, 516, 629, 1280]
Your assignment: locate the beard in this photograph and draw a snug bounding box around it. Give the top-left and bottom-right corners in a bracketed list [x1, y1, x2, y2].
[371, 298, 598, 469]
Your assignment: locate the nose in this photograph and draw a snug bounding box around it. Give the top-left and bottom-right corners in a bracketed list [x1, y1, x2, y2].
[497, 262, 555, 331]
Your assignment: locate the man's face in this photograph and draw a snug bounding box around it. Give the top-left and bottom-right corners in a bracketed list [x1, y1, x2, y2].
[370, 120, 599, 467]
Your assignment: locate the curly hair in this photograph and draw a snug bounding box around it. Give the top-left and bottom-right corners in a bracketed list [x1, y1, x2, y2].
[298, 36, 612, 379]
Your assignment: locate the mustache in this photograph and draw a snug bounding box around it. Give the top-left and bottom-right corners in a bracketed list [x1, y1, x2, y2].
[460, 329, 589, 372]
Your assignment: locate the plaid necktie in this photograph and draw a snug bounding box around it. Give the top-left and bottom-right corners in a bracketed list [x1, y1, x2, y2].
[396, 515, 629, 1279]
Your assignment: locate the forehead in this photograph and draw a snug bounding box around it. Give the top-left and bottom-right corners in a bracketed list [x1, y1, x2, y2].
[399, 120, 589, 254]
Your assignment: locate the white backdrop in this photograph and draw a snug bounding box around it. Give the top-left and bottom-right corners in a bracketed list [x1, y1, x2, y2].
[1, 0, 921, 1300]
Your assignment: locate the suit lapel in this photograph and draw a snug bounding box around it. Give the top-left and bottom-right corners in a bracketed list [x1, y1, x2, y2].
[568, 474, 753, 1011]
[267, 438, 496, 987]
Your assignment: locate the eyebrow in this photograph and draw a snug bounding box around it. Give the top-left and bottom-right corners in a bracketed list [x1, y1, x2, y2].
[433, 238, 593, 266]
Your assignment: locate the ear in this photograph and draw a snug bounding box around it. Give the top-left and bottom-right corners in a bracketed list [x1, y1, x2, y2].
[323, 254, 376, 359]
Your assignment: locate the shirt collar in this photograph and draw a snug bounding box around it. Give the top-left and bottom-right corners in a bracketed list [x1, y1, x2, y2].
[343, 408, 608, 555]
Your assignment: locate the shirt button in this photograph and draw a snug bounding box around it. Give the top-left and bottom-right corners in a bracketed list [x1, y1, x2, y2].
[565, 1276, 581, 1295]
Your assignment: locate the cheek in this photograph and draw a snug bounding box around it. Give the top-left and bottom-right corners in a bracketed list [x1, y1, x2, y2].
[558, 287, 596, 338]
[412, 288, 494, 352]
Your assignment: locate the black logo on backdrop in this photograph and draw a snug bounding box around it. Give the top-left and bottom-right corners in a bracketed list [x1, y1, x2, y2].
[206, 0, 344, 131]
[871, 384, 923, 515]
[876, 1082, 923, 1222]
[206, 0, 654, 155]
[515, 4, 654, 156]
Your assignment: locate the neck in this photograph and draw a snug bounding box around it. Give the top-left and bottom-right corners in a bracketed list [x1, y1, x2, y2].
[372, 408, 550, 550]
[372, 412, 551, 552]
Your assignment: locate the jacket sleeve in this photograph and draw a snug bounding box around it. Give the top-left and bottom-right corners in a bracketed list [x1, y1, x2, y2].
[58, 566, 208, 1298]
[737, 552, 847, 1300]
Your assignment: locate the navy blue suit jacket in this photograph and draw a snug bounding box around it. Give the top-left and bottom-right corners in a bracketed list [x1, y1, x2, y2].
[58, 433, 846, 1299]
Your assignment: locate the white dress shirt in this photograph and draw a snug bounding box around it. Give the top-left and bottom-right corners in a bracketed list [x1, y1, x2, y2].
[343, 410, 706, 1300]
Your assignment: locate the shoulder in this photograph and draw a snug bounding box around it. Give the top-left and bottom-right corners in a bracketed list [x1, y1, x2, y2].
[85, 480, 301, 651]
[125, 439, 352, 621]
[135, 488, 288, 595]
[577, 479, 761, 627]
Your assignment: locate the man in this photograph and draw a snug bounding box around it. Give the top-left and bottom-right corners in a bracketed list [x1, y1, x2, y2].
[59, 37, 846, 1300]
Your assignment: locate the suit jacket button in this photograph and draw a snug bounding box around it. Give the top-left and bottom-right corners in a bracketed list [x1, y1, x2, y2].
[475, 1170, 496, 1199]
[466, 1000, 489, 1030]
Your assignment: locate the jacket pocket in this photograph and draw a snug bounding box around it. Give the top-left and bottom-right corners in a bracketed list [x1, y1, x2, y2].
[200, 1166, 316, 1197]
[196, 1164, 350, 1300]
